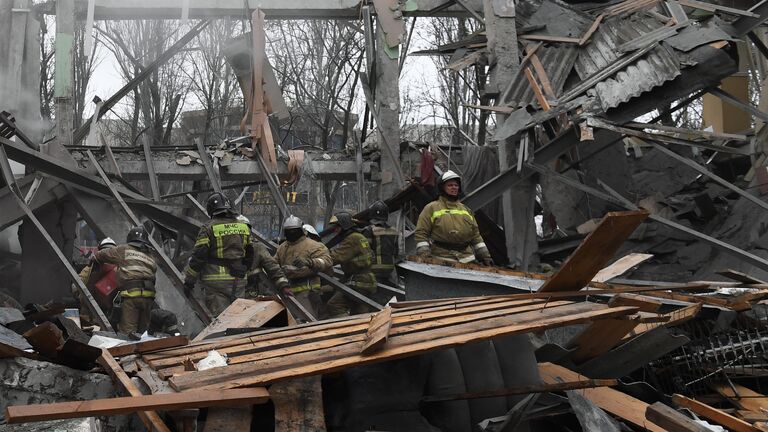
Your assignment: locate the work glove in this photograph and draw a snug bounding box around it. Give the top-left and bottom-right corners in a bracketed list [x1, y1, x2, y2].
[416, 246, 430, 257]
[293, 256, 313, 268]
[282, 286, 295, 297]
[481, 257, 494, 267]
[183, 279, 195, 296]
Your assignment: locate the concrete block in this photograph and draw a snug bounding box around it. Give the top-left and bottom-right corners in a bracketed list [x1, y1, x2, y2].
[0, 357, 135, 431]
[0, 307, 23, 325]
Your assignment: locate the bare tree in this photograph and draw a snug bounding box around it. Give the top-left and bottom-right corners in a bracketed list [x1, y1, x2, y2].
[97, 20, 191, 147]
[266, 19, 365, 222]
[184, 19, 244, 146]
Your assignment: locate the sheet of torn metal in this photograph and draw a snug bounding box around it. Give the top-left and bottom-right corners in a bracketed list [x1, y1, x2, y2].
[505, 44, 578, 108]
[665, 17, 735, 52]
[574, 16, 681, 111]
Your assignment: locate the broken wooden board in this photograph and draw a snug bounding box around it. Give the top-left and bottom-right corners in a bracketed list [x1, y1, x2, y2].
[23, 322, 64, 358]
[271, 376, 326, 431]
[98, 350, 172, 432]
[193, 299, 285, 342]
[672, 394, 761, 432]
[608, 293, 663, 313]
[646, 402, 711, 432]
[716, 269, 768, 285]
[626, 303, 702, 339]
[712, 383, 768, 414]
[539, 362, 665, 432]
[5, 388, 270, 423]
[166, 301, 638, 391]
[593, 253, 654, 283]
[109, 335, 189, 358]
[360, 306, 392, 355]
[539, 211, 649, 292]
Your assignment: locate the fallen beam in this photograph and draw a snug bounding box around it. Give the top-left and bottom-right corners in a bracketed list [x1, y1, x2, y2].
[97, 350, 172, 432]
[5, 388, 270, 423]
[672, 394, 761, 432]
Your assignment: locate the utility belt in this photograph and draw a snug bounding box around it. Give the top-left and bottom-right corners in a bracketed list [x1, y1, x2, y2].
[209, 257, 249, 279]
[119, 279, 155, 298]
[288, 276, 321, 293]
[433, 240, 471, 251]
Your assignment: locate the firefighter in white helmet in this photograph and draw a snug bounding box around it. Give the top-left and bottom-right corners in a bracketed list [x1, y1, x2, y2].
[275, 215, 332, 318]
[414, 170, 493, 265]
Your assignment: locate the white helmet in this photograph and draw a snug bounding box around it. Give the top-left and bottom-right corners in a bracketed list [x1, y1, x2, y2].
[98, 237, 117, 250]
[440, 170, 461, 184]
[236, 214, 252, 227]
[302, 224, 319, 237]
[282, 215, 303, 230]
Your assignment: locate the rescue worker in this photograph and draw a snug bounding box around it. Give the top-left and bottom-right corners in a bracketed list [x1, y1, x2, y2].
[236, 214, 291, 298]
[414, 170, 493, 265]
[303, 224, 321, 242]
[275, 215, 332, 318]
[364, 200, 399, 283]
[183, 193, 253, 317]
[75, 237, 117, 325]
[327, 211, 377, 317]
[93, 226, 157, 335]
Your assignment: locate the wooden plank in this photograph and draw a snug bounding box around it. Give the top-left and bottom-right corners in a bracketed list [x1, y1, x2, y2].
[567, 318, 640, 364]
[539, 211, 649, 292]
[626, 303, 701, 338]
[529, 54, 556, 99]
[717, 269, 768, 285]
[168, 304, 638, 391]
[360, 306, 393, 355]
[671, 394, 760, 432]
[608, 293, 663, 313]
[593, 253, 654, 283]
[146, 284, 712, 368]
[646, 402, 711, 432]
[579, 13, 604, 45]
[109, 335, 189, 358]
[678, 0, 759, 17]
[203, 407, 253, 432]
[98, 350, 173, 432]
[523, 67, 551, 111]
[538, 362, 666, 432]
[519, 34, 581, 43]
[421, 379, 617, 403]
[271, 377, 326, 431]
[193, 299, 284, 342]
[5, 388, 270, 423]
[712, 383, 768, 413]
[155, 299, 575, 370]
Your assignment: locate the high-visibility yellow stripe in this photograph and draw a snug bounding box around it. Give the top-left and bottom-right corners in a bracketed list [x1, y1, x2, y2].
[431, 208, 474, 222]
[195, 237, 210, 247]
[120, 289, 155, 298]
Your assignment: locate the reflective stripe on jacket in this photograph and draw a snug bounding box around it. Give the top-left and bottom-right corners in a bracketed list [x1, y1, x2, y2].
[185, 217, 252, 283]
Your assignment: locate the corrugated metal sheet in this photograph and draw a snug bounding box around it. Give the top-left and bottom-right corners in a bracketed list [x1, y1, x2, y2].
[574, 15, 681, 110]
[506, 44, 579, 108]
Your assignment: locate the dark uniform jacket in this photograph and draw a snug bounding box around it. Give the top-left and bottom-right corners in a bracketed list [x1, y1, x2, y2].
[94, 244, 157, 298]
[184, 216, 253, 283]
[331, 231, 377, 291]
